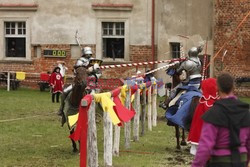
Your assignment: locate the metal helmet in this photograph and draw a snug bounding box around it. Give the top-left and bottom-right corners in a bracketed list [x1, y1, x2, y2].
[188, 47, 199, 57]
[83, 47, 92, 55]
[188, 45, 203, 58]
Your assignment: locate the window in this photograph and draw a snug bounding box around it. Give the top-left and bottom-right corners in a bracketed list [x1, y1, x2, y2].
[5, 22, 26, 57]
[102, 22, 124, 60]
[170, 42, 180, 59]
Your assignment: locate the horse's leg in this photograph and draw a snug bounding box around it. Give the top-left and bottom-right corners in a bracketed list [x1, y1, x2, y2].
[78, 140, 80, 153]
[70, 130, 78, 153]
[180, 128, 187, 146]
[175, 125, 181, 149]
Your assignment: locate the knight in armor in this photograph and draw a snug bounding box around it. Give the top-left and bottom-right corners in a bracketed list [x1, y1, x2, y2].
[176, 46, 202, 88]
[168, 45, 203, 101]
[74, 46, 93, 70]
[57, 46, 101, 116]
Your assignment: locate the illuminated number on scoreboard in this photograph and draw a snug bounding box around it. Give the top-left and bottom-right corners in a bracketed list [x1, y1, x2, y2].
[44, 50, 66, 57]
[52, 50, 57, 56]
[57, 50, 61, 56]
[61, 51, 66, 56]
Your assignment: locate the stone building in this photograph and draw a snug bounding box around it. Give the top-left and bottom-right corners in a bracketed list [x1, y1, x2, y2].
[2, 0, 247, 95]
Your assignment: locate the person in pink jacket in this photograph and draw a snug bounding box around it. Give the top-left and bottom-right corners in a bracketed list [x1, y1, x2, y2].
[192, 73, 250, 167]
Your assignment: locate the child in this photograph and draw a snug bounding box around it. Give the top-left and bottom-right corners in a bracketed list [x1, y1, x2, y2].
[50, 67, 64, 103]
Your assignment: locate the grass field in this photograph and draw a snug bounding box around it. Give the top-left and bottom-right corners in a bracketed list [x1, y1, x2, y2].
[0, 88, 249, 167]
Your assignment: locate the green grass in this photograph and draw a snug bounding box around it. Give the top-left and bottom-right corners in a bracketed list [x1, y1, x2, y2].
[239, 97, 250, 103]
[0, 88, 249, 167]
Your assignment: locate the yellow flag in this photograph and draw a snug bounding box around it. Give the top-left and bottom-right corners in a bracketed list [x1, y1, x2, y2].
[68, 113, 79, 129]
[94, 92, 120, 125]
[16, 72, 26, 80]
[120, 85, 128, 105]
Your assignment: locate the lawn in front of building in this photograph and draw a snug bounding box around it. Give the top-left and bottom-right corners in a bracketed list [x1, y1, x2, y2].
[0, 88, 249, 167]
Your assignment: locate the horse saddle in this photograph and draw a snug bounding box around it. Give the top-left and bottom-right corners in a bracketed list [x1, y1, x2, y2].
[166, 90, 201, 128]
[168, 90, 187, 107]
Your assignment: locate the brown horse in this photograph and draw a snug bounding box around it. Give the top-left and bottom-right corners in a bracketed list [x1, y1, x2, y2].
[163, 69, 200, 149]
[59, 66, 88, 152]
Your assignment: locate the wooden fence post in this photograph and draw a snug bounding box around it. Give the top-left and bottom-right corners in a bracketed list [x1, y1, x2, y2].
[113, 125, 120, 156]
[103, 111, 112, 166]
[141, 87, 146, 136]
[147, 86, 152, 131]
[133, 87, 140, 141]
[152, 84, 157, 127]
[87, 99, 98, 167]
[124, 86, 131, 149]
[7, 72, 10, 91]
[113, 85, 120, 156]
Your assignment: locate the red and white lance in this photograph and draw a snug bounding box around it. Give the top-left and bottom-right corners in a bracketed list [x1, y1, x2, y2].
[202, 39, 208, 80]
[144, 60, 182, 76]
[100, 58, 185, 69]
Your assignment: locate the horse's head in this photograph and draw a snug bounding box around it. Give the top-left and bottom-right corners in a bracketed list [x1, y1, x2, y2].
[73, 66, 88, 87]
[70, 66, 88, 107]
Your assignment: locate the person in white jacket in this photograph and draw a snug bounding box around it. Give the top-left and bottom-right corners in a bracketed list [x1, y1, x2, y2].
[57, 61, 68, 81]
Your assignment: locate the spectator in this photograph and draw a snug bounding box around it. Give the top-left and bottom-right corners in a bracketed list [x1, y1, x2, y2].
[192, 73, 250, 167]
[50, 67, 64, 103]
[57, 61, 68, 82]
[187, 78, 219, 155]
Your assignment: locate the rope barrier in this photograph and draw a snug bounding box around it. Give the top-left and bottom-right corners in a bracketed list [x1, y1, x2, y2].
[0, 112, 56, 123]
[1, 58, 183, 91]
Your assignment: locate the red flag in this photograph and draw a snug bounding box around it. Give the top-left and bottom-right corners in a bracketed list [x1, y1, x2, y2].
[69, 94, 92, 167]
[113, 96, 135, 123]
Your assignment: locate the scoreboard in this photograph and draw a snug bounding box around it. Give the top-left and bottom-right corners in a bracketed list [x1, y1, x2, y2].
[43, 49, 66, 57]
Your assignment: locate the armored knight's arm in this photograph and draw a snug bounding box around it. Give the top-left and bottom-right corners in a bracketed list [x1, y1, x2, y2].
[74, 57, 90, 69]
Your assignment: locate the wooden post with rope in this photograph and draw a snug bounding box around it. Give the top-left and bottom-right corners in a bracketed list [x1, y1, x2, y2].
[147, 85, 152, 131]
[141, 87, 147, 136]
[152, 83, 157, 127]
[113, 124, 120, 156]
[133, 86, 141, 141]
[87, 98, 98, 167]
[124, 86, 131, 149]
[103, 108, 113, 166]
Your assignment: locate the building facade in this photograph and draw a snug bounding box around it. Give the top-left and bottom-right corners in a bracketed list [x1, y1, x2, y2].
[213, 0, 250, 96]
[3, 0, 247, 94]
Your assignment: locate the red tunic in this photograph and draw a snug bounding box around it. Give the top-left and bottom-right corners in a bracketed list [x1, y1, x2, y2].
[50, 72, 63, 93]
[187, 78, 218, 144]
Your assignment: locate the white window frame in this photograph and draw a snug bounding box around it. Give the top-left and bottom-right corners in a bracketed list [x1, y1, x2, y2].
[0, 18, 31, 61]
[5, 21, 26, 58]
[96, 19, 130, 62]
[102, 22, 125, 59]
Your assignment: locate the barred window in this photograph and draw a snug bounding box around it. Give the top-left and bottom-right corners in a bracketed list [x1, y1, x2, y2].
[170, 42, 180, 59]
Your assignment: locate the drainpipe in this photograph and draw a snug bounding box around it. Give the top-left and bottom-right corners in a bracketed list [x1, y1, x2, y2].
[151, 0, 155, 69]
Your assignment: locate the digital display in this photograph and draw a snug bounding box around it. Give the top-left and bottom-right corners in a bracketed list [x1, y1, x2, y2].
[44, 50, 66, 57]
